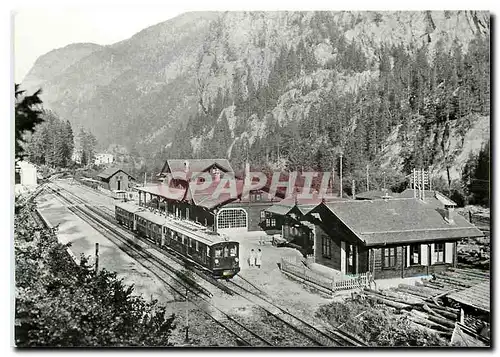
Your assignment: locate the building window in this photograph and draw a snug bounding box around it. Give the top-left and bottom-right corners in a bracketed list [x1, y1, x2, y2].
[260, 210, 266, 221]
[382, 247, 397, 268]
[217, 208, 247, 229]
[348, 245, 354, 267]
[410, 244, 420, 265]
[322, 236, 331, 259]
[434, 243, 445, 263]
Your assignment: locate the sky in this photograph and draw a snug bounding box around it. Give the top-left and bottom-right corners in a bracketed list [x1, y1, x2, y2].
[14, 7, 185, 82]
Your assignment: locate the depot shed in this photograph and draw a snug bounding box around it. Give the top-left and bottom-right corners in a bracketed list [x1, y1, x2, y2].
[97, 167, 136, 191]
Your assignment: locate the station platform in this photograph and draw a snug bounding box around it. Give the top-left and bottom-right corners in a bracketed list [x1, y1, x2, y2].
[36, 189, 176, 304]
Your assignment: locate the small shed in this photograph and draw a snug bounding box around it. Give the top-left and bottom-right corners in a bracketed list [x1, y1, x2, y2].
[97, 167, 135, 191]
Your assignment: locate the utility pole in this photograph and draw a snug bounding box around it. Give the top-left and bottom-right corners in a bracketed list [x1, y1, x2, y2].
[383, 171, 386, 190]
[339, 154, 343, 198]
[185, 285, 189, 342]
[95, 243, 99, 273]
[352, 180, 356, 199]
[144, 172, 147, 186]
[366, 164, 369, 191]
[422, 168, 425, 201]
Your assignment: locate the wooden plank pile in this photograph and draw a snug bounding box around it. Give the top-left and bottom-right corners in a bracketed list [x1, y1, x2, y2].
[360, 268, 490, 339]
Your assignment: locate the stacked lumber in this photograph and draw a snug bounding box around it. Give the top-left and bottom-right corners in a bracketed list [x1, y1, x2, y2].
[359, 268, 490, 341]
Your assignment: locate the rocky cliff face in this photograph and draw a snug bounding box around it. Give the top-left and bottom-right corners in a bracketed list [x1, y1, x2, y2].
[22, 11, 489, 179]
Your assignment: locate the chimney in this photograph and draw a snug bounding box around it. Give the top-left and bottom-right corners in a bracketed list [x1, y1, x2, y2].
[445, 205, 455, 224]
[244, 161, 250, 187]
[213, 167, 221, 182]
[184, 160, 189, 172]
[245, 161, 250, 178]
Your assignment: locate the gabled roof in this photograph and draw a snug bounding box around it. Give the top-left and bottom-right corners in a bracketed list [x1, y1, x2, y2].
[265, 195, 349, 217]
[137, 185, 186, 201]
[161, 159, 234, 177]
[97, 167, 136, 181]
[190, 178, 245, 210]
[317, 198, 483, 246]
[447, 281, 490, 313]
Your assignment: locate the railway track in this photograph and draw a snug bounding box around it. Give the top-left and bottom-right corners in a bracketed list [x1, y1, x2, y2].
[48, 181, 364, 347]
[46, 184, 273, 346]
[52, 182, 235, 296]
[225, 278, 366, 347]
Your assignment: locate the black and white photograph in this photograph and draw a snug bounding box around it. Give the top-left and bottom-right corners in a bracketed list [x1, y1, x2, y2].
[11, 6, 491, 348]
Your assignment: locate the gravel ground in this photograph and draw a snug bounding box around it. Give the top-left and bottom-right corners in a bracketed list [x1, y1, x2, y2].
[56, 179, 116, 211]
[48, 181, 340, 346]
[226, 234, 333, 330]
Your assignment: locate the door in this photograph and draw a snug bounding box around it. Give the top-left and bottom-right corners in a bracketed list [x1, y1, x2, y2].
[347, 244, 356, 274]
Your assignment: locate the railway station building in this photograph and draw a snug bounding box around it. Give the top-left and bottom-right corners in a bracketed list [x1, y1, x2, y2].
[263, 186, 482, 279]
[301, 196, 482, 279]
[137, 159, 282, 235]
[97, 167, 136, 191]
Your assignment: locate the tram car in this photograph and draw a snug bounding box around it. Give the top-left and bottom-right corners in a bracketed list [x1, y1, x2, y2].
[115, 202, 240, 278]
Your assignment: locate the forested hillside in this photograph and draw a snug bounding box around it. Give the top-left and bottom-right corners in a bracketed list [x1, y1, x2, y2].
[22, 11, 490, 192]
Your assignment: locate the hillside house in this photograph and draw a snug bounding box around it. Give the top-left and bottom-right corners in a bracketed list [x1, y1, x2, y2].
[94, 153, 114, 166]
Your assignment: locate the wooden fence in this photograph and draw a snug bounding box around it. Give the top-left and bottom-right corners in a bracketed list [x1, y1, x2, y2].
[280, 257, 372, 293]
[331, 272, 372, 292]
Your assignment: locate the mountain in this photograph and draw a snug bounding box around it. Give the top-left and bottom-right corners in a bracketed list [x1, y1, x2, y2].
[22, 42, 103, 91]
[22, 11, 490, 184]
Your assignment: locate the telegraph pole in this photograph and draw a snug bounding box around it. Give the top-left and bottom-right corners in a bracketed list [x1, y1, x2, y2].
[366, 165, 369, 191]
[185, 285, 189, 342]
[339, 154, 343, 198]
[95, 243, 99, 273]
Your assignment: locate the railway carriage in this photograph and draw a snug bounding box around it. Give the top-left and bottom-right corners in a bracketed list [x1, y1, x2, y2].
[135, 210, 164, 245]
[114, 203, 240, 278]
[115, 201, 141, 229]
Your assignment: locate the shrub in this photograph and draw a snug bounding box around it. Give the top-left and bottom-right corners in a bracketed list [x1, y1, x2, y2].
[14, 201, 176, 347]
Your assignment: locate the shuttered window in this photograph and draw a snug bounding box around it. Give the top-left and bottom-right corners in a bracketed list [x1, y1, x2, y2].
[434, 243, 445, 263]
[382, 247, 397, 268]
[410, 244, 420, 265]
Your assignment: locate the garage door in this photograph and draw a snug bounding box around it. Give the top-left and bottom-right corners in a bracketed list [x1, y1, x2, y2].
[216, 208, 248, 234]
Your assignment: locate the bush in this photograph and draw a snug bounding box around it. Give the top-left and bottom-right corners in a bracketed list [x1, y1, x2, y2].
[14, 201, 176, 347]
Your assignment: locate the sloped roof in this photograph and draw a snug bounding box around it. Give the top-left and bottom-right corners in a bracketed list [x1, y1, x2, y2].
[321, 198, 483, 246]
[190, 178, 245, 210]
[136, 185, 186, 201]
[265, 195, 349, 217]
[451, 322, 490, 347]
[355, 189, 396, 200]
[161, 159, 234, 176]
[97, 167, 135, 181]
[447, 281, 490, 313]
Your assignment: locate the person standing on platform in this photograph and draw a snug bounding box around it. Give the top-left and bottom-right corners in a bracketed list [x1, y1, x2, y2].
[249, 249, 256, 268]
[256, 249, 262, 269]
